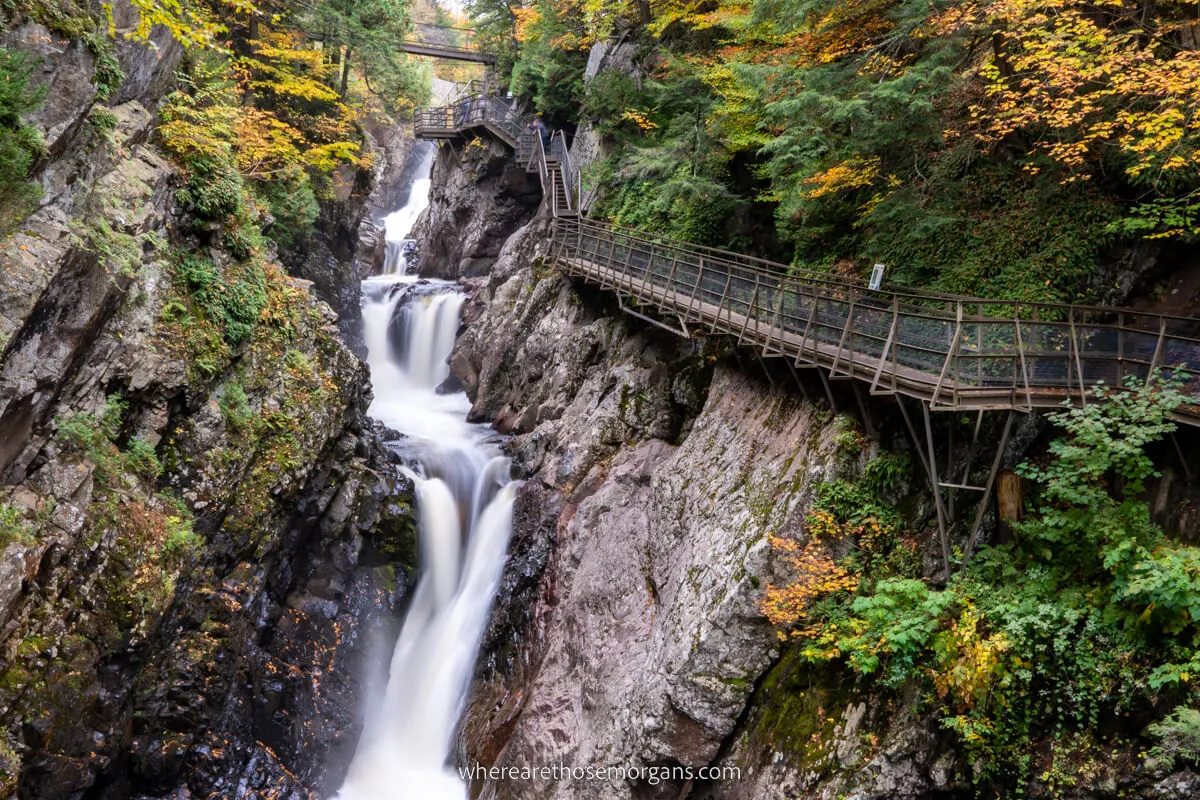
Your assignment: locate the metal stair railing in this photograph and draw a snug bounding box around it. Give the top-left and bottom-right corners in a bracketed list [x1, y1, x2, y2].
[549, 217, 1200, 423]
[550, 131, 578, 215]
[416, 93, 579, 215]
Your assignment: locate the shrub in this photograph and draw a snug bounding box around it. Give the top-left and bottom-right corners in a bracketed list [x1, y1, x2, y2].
[0, 502, 34, 548]
[123, 436, 161, 481]
[1148, 707, 1200, 771]
[218, 381, 252, 434]
[170, 252, 267, 347]
[838, 578, 956, 686]
[0, 46, 46, 233]
[764, 375, 1200, 791]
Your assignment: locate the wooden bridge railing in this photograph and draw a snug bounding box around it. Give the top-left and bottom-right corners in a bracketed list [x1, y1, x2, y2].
[549, 218, 1200, 423]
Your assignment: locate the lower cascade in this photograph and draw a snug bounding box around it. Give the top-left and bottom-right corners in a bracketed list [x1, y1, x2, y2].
[335, 184, 515, 799]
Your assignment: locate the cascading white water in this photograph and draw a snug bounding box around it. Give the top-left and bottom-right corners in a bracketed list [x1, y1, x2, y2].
[335, 155, 514, 800]
[381, 146, 435, 275]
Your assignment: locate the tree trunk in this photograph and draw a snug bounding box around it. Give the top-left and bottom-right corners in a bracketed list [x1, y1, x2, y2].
[340, 47, 352, 98]
[637, 0, 651, 25]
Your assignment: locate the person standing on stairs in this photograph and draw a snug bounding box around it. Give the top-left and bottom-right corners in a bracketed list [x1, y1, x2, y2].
[533, 115, 550, 151]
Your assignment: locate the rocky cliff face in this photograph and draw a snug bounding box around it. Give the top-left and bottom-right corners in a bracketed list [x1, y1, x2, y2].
[0, 15, 415, 798]
[283, 118, 429, 353]
[414, 163, 967, 797]
[410, 136, 542, 280]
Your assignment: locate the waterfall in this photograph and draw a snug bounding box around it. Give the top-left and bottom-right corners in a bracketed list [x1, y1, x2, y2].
[381, 146, 435, 275]
[335, 156, 513, 800]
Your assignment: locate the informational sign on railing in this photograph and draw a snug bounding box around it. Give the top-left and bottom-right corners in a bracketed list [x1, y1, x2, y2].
[870, 264, 885, 291]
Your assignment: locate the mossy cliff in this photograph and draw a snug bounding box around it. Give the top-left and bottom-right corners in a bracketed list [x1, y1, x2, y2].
[0, 9, 416, 797]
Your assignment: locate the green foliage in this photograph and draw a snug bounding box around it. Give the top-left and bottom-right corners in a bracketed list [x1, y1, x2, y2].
[86, 105, 119, 141]
[168, 251, 267, 348]
[290, 0, 430, 112]
[506, 0, 588, 122]
[832, 414, 863, 456]
[581, 68, 649, 140]
[218, 381, 252, 435]
[71, 217, 155, 278]
[1015, 375, 1183, 561]
[251, 163, 319, 247]
[124, 437, 162, 481]
[83, 31, 123, 101]
[1147, 706, 1200, 771]
[58, 394, 130, 484]
[0, 46, 46, 234]
[812, 478, 901, 530]
[861, 452, 909, 499]
[5, 0, 94, 38]
[160, 512, 202, 560]
[767, 376, 1200, 792]
[838, 578, 955, 686]
[0, 502, 34, 548]
[57, 395, 161, 485]
[499, 0, 1185, 297]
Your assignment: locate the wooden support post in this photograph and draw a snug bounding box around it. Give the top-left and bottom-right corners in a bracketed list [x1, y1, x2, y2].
[753, 348, 776, 387]
[853, 382, 875, 439]
[923, 402, 954, 578]
[896, 396, 934, 495]
[965, 409, 1016, 560]
[1014, 315, 1033, 411]
[797, 302, 819, 366]
[871, 295, 900, 394]
[763, 283, 786, 354]
[832, 295, 857, 376]
[785, 360, 811, 403]
[1149, 316, 1167, 376]
[1069, 310, 1087, 408]
[960, 409, 984, 487]
[932, 305, 963, 408]
[738, 281, 760, 345]
[685, 258, 706, 323]
[662, 251, 680, 305]
[816, 368, 837, 410]
[1172, 432, 1193, 482]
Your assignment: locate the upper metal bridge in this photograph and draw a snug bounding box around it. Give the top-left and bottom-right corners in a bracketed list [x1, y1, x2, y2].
[400, 24, 496, 64]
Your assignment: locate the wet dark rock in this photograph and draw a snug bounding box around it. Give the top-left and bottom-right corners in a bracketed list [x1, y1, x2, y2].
[410, 136, 542, 280]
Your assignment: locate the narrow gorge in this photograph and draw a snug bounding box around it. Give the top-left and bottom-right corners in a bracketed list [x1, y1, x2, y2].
[4, 1, 1200, 799]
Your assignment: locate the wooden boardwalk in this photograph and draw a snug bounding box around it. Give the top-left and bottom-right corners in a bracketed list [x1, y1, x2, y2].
[414, 92, 1200, 426]
[551, 219, 1200, 423]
